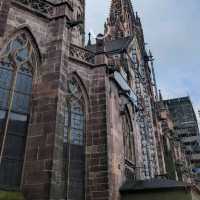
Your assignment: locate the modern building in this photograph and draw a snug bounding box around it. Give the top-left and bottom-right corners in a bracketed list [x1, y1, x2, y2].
[0, 0, 198, 200]
[163, 97, 200, 169]
[157, 97, 190, 182]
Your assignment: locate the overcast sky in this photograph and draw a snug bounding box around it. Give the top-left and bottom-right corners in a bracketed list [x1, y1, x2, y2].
[85, 0, 200, 121]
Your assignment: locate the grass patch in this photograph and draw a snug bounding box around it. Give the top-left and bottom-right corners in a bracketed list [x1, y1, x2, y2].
[0, 191, 25, 200]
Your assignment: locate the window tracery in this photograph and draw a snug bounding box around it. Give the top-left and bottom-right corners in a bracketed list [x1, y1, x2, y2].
[15, 0, 55, 17]
[64, 77, 85, 146]
[122, 111, 136, 180]
[123, 112, 135, 162]
[64, 77, 85, 200]
[0, 31, 37, 188]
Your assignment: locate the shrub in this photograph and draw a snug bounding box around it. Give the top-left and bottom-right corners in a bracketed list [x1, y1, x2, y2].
[0, 191, 25, 200]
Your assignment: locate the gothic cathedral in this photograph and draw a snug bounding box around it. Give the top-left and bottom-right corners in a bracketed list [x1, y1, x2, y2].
[0, 0, 194, 200]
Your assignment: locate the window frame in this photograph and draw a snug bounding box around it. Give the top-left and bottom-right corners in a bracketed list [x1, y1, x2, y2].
[64, 76, 87, 200]
[122, 109, 136, 180]
[123, 111, 135, 162]
[0, 30, 38, 189]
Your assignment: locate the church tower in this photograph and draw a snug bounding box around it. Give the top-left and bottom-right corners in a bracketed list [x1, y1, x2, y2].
[105, 0, 136, 40]
[71, 0, 85, 46]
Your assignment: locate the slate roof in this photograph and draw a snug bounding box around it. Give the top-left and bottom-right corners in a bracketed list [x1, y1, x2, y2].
[120, 178, 190, 193]
[87, 36, 133, 54]
[163, 96, 190, 104]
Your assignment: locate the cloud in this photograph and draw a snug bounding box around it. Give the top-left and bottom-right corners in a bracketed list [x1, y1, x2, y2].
[85, 1, 109, 39]
[86, 0, 200, 121]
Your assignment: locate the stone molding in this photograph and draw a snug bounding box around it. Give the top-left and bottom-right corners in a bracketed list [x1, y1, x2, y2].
[13, 0, 73, 19]
[69, 44, 95, 65]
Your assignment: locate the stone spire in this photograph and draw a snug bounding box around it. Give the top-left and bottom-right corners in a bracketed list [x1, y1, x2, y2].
[159, 90, 163, 101]
[105, 0, 136, 40]
[87, 32, 92, 46]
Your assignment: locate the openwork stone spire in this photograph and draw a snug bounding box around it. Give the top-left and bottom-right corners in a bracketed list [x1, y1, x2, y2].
[105, 0, 136, 40]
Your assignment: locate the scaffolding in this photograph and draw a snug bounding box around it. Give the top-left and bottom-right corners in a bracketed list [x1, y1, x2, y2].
[127, 47, 157, 179]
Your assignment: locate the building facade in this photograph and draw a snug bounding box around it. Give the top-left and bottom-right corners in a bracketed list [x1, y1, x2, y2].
[162, 97, 200, 179]
[157, 97, 190, 182]
[0, 0, 198, 200]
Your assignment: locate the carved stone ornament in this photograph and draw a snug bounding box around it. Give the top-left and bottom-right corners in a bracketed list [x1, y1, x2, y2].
[69, 44, 95, 64]
[15, 0, 55, 16]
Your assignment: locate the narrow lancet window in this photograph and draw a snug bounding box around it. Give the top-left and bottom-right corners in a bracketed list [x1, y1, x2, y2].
[64, 77, 85, 200]
[123, 111, 136, 180]
[0, 31, 37, 188]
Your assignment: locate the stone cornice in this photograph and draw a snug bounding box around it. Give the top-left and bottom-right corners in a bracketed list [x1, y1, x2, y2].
[69, 44, 95, 65]
[12, 0, 73, 20]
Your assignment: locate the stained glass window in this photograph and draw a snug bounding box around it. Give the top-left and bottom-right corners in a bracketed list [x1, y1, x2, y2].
[64, 77, 85, 200]
[123, 113, 135, 162]
[0, 31, 37, 188]
[64, 78, 85, 146]
[0, 111, 5, 143]
[0, 67, 12, 109]
[71, 102, 84, 145]
[123, 112, 136, 181]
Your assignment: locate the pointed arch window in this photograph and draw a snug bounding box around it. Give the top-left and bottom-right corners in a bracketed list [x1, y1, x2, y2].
[0, 31, 37, 188]
[64, 77, 86, 200]
[122, 111, 136, 180]
[123, 113, 135, 162]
